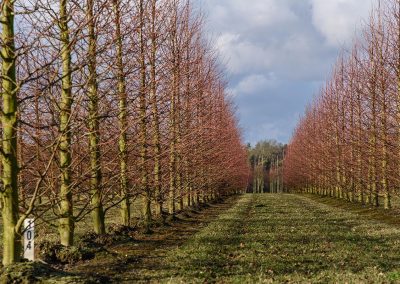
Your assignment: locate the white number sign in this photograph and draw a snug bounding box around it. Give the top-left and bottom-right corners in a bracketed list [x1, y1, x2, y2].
[23, 218, 34, 261]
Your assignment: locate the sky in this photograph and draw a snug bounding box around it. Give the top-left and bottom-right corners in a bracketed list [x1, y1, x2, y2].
[201, 0, 376, 145]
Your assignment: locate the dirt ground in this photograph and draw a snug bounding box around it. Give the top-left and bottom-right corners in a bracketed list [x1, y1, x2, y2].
[62, 196, 240, 282]
[5, 193, 400, 283]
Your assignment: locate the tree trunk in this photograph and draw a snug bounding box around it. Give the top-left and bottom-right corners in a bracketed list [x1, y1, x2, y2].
[113, 0, 130, 226]
[138, 0, 151, 233]
[58, 0, 74, 247]
[87, 0, 105, 234]
[168, 11, 178, 217]
[150, 0, 163, 219]
[1, 0, 20, 265]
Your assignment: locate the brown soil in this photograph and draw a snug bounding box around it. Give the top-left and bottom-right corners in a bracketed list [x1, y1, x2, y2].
[64, 196, 239, 283]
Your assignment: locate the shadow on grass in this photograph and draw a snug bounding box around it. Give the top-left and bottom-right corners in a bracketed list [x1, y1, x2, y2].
[305, 194, 400, 226]
[62, 196, 241, 282]
[128, 194, 400, 283]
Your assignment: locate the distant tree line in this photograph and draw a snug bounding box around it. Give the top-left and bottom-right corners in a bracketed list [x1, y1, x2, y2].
[0, 0, 249, 265]
[247, 140, 285, 193]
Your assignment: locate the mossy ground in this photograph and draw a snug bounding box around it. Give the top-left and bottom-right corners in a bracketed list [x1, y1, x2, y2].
[120, 194, 400, 283]
[3, 194, 400, 283]
[0, 198, 188, 264]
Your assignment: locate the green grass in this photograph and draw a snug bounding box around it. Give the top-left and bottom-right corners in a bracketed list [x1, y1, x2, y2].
[4, 194, 400, 283]
[137, 194, 400, 283]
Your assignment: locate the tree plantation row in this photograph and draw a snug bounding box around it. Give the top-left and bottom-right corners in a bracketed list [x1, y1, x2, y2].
[0, 0, 249, 266]
[284, 1, 400, 208]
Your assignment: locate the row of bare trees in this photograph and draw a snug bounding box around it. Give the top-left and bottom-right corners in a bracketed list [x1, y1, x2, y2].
[0, 0, 249, 265]
[284, 0, 400, 209]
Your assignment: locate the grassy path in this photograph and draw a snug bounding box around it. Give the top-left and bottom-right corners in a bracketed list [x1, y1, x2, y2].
[118, 194, 400, 283]
[66, 197, 240, 282]
[25, 193, 400, 283]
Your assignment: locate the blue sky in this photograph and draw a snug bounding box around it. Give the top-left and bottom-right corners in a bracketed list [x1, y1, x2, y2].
[201, 0, 375, 145]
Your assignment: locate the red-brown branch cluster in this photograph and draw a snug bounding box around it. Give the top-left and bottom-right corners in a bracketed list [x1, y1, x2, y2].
[284, 0, 400, 208]
[2, 0, 249, 233]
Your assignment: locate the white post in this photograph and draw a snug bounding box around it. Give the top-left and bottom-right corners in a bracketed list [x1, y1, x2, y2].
[23, 218, 35, 261]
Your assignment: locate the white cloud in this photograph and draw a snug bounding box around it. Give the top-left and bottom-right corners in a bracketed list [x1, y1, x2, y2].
[311, 0, 375, 46]
[228, 0, 297, 28]
[204, 0, 298, 33]
[229, 73, 278, 97]
[246, 122, 287, 145]
[200, 0, 379, 143]
[216, 33, 272, 75]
